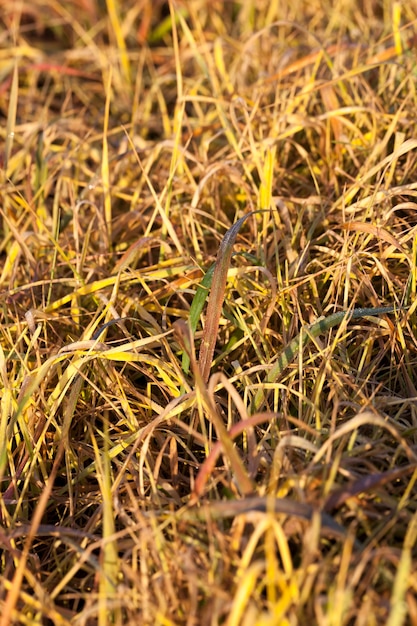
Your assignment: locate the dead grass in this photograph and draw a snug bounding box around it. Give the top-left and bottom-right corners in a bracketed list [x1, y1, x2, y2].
[1, 0, 417, 624]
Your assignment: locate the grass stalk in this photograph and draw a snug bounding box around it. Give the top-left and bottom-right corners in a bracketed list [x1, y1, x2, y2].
[198, 212, 257, 382]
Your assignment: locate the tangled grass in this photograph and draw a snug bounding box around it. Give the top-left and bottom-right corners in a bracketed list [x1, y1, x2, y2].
[1, 1, 417, 624]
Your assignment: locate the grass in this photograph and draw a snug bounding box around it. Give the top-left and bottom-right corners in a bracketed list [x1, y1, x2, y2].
[1, 0, 417, 623]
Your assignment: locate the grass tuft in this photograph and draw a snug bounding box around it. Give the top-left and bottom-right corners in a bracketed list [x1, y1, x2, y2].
[1, 1, 417, 623]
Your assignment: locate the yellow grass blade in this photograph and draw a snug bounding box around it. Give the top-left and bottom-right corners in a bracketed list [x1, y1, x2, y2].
[90, 424, 120, 625]
[105, 0, 131, 84]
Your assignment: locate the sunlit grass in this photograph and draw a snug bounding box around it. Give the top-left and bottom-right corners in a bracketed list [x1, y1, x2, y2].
[1, 1, 417, 624]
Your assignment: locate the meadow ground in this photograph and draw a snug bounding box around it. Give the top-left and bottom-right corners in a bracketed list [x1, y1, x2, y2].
[1, 1, 417, 624]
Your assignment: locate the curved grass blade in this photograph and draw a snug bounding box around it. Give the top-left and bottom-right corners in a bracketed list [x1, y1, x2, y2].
[198, 212, 256, 383]
[184, 496, 357, 546]
[252, 305, 404, 413]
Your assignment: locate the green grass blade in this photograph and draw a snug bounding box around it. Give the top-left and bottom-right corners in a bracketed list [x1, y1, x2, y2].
[181, 262, 215, 375]
[252, 306, 403, 413]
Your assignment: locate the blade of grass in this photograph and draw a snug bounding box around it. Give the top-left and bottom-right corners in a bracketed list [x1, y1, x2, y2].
[324, 464, 417, 512]
[0, 345, 11, 489]
[4, 61, 18, 178]
[175, 319, 253, 496]
[90, 418, 120, 626]
[386, 511, 417, 626]
[252, 306, 405, 413]
[102, 66, 112, 246]
[184, 496, 352, 543]
[182, 262, 215, 376]
[148, 4, 189, 44]
[198, 211, 257, 383]
[34, 130, 49, 224]
[105, 0, 131, 84]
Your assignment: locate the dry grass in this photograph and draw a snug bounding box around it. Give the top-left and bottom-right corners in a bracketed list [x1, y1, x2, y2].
[1, 0, 417, 624]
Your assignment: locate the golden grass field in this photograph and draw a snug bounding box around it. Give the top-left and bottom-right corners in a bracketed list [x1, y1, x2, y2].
[1, 0, 417, 624]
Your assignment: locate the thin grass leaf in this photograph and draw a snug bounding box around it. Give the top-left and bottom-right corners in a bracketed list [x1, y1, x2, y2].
[90, 420, 119, 626]
[148, 6, 189, 44]
[105, 0, 131, 84]
[0, 351, 11, 487]
[102, 67, 112, 245]
[182, 262, 215, 375]
[198, 212, 257, 382]
[184, 496, 351, 543]
[191, 335, 254, 497]
[34, 130, 48, 222]
[174, 320, 253, 496]
[386, 512, 417, 626]
[252, 306, 404, 413]
[227, 562, 264, 626]
[324, 464, 417, 512]
[4, 61, 18, 177]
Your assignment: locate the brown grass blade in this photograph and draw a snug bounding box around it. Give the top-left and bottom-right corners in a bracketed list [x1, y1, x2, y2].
[324, 464, 417, 512]
[185, 496, 353, 544]
[198, 211, 256, 382]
